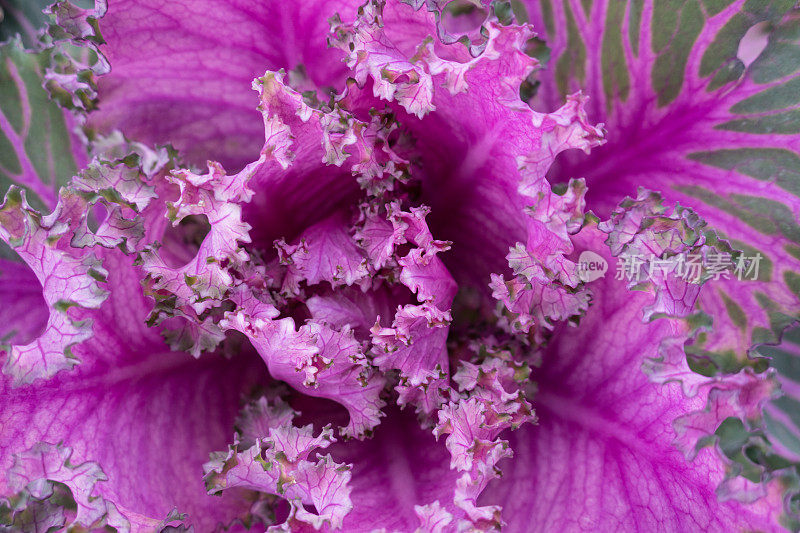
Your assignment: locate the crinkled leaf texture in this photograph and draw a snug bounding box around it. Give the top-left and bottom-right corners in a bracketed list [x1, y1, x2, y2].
[1, 0, 799, 531]
[87, 0, 363, 170]
[0, 250, 272, 530]
[525, 0, 800, 361]
[521, 0, 800, 521]
[481, 226, 782, 532]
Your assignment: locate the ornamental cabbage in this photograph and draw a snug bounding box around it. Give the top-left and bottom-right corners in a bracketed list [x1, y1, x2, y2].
[1, 0, 799, 531]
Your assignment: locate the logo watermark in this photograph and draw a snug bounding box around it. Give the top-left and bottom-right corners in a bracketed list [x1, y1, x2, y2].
[577, 250, 608, 282]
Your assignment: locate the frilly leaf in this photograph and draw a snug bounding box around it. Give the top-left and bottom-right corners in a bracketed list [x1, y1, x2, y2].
[204, 399, 353, 531]
[3, 442, 129, 532]
[0, 187, 107, 385]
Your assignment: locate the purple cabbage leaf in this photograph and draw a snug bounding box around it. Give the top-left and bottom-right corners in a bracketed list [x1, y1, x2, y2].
[1, 0, 799, 531]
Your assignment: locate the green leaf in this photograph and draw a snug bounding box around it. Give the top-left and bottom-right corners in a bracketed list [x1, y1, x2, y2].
[0, 38, 87, 211]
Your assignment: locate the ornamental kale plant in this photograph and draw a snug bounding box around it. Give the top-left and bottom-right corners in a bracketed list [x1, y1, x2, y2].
[1, 0, 800, 531]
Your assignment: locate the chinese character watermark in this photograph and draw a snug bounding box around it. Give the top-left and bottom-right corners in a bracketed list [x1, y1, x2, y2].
[611, 252, 762, 283]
